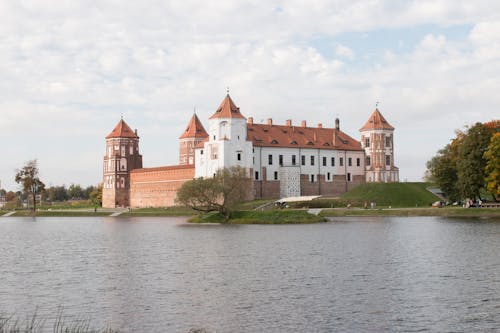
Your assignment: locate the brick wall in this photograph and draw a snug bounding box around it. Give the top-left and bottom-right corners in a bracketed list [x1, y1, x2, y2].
[129, 165, 195, 207]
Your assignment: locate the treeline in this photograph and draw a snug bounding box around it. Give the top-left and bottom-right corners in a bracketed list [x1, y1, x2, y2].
[426, 120, 499, 202]
[0, 184, 102, 209]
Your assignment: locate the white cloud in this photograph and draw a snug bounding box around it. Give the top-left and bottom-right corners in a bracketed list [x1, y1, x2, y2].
[1, 1, 500, 189]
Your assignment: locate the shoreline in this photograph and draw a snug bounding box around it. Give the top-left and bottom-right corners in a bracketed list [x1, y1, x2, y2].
[2, 207, 499, 220]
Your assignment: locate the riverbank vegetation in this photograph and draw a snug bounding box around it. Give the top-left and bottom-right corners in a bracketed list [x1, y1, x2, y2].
[0, 312, 117, 333]
[190, 210, 326, 224]
[426, 120, 499, 202]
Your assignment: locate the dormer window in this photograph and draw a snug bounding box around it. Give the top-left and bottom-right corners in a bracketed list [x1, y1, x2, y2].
[290, 140, 298, 145]
[307, 141, 314, 145]
[271, 139, 278, 144]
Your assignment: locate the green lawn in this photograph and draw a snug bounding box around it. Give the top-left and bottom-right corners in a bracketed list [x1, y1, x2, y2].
[190, 210, 326, 224]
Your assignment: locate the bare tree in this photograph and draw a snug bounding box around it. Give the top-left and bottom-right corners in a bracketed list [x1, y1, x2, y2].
[15, 159, 45, 213]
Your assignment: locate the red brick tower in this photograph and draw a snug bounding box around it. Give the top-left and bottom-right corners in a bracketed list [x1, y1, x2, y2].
[360, 108, 399, 182]
[179, 113, 208, 165]
[102, 118, 143, 208]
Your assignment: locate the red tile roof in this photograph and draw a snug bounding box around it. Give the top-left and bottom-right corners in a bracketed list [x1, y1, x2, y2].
[106, 119, 138, 139]
[247, 123, 362, 151]
[209, 94, 245, 119]
[179, 113, 209, 139]
[359, 109, 394, 131]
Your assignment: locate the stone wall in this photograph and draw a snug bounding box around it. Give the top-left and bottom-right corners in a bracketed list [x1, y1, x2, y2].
[129, 165, 195, 208]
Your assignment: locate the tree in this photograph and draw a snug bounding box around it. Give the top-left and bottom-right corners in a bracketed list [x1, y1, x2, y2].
[68, 184, 84, 199]
[176, 166, 251, 221]
[89, 184, 103, 207]
[15, 159, 45, 212]
[456, 122, 494, 200]
[484, 132, 500, 201]
[426, 143, 460, 201]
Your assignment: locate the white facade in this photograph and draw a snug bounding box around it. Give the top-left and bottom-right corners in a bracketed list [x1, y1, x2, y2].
[252, 146, 365, 182]
[195, 117, 253, 178]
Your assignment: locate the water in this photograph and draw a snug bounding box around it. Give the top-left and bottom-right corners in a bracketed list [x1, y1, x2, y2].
[0, 216, 499, 332]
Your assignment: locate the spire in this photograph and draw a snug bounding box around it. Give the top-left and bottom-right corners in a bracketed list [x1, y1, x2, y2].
[209, 94, 245, 119]
[106, 118, 139, 139]
[179, 113, 209, 139]
[360, 108, 394, 131]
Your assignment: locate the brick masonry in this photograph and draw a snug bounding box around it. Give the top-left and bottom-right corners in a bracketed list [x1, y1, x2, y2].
[129, 166, 195, 208]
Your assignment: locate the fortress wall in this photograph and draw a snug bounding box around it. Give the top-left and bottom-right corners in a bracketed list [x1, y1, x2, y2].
[130, 166, 195, 207]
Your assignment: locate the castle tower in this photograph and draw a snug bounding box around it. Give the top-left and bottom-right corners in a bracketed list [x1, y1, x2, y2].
[179, 113, 208, 165]
[360, 108, 399, 182]
[194, 94, 253, 178]
[102, 118, 143, 208]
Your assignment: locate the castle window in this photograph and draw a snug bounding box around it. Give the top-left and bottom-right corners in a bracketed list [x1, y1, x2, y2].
[348, 157, 352, 167]
[365, 138, 370, 147]
[292, 155, 296, 165]
[238, 135, 240, 140]
[327, 172, 331, 181]
[237, 153, 241, 161]
[121, 146, 126, 156]
[331, 157, 335, 166]
[347, 173, 351, 182]
[339, 157, 344, 166]
[386, 136, 391, 147]
[268, 154, 273, 165]
[322, 157, 327, 166]
[301, 155, 305, 166]
[386, 155, 391, 166]
[291, 140, 298, 145]
[366, 156, 371, 166]
[274, 171, 278, 180]
[255, 171, 259, 180]
[310, 156, 315, 166]
[279, 155, 283, 166]
[271, 139, 278, 144]
[310, 174, 315, 183]
[129, 146, 133, 155]
[356, 158, 360, 167]
[200, 150, 204, 155]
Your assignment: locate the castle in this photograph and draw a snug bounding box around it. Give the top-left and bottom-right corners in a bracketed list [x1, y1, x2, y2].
[102, 94, 399, 208]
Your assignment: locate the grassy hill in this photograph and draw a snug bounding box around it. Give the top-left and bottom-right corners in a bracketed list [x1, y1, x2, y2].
[339, 182, 440, 208]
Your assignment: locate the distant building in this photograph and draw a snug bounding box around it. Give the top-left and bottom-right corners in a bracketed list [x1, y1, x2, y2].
[359, 109, 399, 182]
[102, 94, 399, 208]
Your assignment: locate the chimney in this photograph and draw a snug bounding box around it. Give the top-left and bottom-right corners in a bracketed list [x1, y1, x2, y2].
[318, 123, 322, 128]
[267, 118, 273, 125]
[301, 120, 307, 127]
[286, 119, 292, 127]
[335, 118, 340, 130]
[248, 117, 253, 124]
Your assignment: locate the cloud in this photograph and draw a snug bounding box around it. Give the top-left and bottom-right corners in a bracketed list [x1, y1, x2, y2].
[1, 1, 499, 189]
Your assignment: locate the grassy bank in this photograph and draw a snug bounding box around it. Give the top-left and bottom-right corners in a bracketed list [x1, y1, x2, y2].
[190, 210, 327, 224]
[120, 207, 196, 217]
[288, 182, 441, 209]
[321, 207, 500, 217]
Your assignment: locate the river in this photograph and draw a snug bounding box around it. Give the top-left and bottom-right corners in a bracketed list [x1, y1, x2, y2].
[0, 216, 499, 332]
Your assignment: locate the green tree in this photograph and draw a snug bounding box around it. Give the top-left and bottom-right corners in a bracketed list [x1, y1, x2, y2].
[176, 166, 251, 221]
[426, 141, 461, 201]
[89, 184, 103, 207]
[46, 185, 69, 202]
[484, 132, 500, 201]
[456, 122, 494, 200]
[15, 159, 45, 212]
[68, 184, 84, 199]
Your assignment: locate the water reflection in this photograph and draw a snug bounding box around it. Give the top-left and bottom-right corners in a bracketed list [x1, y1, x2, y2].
[0, 216, 499, 332]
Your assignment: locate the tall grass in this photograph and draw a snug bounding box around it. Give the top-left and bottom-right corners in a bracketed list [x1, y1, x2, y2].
[0, 311, 118, 333]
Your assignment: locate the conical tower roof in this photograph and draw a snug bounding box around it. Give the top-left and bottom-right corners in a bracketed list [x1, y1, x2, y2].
[106, 118, 138, 139]
[360, 108, 394, 131]
[179, 113, 209, 139]
[209, 94, 245, 119]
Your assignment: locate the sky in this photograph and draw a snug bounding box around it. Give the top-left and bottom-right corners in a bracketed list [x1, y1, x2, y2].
[1, 0, 499, 191]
